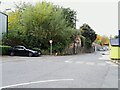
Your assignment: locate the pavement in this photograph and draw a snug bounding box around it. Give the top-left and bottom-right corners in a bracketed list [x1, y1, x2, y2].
[0, 51, 118, 88]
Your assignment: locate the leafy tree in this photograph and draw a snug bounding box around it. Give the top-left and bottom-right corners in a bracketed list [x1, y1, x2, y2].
[80, 24, 97, 48]
[101, 35, 109, 45]
[2, 30, 25, 46]
[95, 34, 102, 45]
[61, 8, 77, 28]
[3, 1, 76, 53]
[95, 35, 109, 45]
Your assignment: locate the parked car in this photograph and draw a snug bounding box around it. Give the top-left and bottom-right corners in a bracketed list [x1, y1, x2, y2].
[9, 45, 41, 57]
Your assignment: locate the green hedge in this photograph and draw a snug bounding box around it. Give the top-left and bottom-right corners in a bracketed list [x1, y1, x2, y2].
[0, 45, 12, 55]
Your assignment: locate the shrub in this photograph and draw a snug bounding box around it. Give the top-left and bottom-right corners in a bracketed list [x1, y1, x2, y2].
[0, 45, 12, 55]
[32, 48, 41, 51]
[41, 50, 50, 55]
[2, 31, 26, 47]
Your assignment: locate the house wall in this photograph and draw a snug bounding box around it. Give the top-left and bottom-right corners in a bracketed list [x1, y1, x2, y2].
[110, 46, 120, 60]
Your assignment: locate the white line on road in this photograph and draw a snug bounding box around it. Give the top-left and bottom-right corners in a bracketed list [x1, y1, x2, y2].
[75, 61, 84, 64]
[97, 63, 106, 66]
[86, 62, 95, 65]
[0, 79, 74, 89]
[65, 58, 76, 63]
[105, 61, 118, 67]
[65, 61, 71, 63]
[65, 61, 73, 63]
[106, 61, 115, 65]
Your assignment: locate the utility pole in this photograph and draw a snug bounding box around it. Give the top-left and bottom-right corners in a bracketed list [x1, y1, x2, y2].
[73, 15, 77, 54]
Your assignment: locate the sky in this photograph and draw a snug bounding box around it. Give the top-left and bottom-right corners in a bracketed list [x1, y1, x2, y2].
[0, 0, 119, 37]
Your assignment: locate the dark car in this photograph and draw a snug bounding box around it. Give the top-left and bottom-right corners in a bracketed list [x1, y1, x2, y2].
[9, 45, 41, 57]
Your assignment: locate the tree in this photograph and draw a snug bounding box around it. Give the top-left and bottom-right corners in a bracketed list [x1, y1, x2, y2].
[95, 35, 109, 45]
[3, 1, 76, 53]
[95, 34, 102, 45]
[114, 35, 119, 39]
[61, 8, 77, 28]
[80, 24, 97, 48]
[101, 35, 109, 45]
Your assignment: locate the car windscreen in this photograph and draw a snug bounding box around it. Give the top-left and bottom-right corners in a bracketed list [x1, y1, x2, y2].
[14, 46, 25, 49]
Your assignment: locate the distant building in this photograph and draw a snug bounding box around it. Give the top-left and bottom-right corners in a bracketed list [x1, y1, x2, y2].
[0, 12, 8, 40]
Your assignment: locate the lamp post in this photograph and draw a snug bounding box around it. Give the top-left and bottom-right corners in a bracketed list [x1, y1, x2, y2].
[49, 40, 53, 55]
[73, 15, 77, 54]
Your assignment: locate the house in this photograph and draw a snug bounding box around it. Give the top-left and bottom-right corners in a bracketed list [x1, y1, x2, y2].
[0, 12, 8, 40]
[109, 38, 120, 60]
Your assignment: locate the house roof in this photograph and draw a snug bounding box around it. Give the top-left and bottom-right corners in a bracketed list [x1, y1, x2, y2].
[110, 38, 119, 46]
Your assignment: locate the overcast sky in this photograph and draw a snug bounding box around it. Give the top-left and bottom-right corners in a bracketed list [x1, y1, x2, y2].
[0, 0, 118, 36]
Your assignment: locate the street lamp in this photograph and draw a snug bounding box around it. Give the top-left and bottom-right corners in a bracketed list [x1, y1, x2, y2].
[49, 40, 53, 55]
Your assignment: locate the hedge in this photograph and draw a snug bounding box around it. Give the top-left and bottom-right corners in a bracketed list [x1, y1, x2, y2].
[0, 45, 12, 55]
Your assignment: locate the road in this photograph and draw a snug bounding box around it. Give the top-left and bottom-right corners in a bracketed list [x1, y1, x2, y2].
[0, 51, 118, 88]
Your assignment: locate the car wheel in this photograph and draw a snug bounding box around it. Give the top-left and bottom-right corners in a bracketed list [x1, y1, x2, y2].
[28, 52, 33, 57]
[10, 52, 14, 56]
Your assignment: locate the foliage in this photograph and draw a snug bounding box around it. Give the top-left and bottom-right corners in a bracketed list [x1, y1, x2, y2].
[95, 35, 109, 45]
[0, 45, 11, 55]
[80, 24, 97, 48]
[95, 34, 102, 45]
[2, 30, 26, 46]
[3, 1, 77, 53]
[114, 35, 119, 39]
[61, 8, 77, 28]
[101, 35, 109, 45]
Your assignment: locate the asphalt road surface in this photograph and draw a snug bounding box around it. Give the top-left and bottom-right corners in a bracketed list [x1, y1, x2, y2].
[0, 51, 118, 88]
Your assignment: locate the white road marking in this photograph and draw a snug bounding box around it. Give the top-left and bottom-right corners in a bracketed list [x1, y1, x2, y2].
[97, 63, 106, 66]
[0, 79, 74, 89]
[105, 61, 118, 67]
[86, 62, 95, 65]
[65, 58, 76, 63]
[65, 61, 70, 63]
[98, 55, 110, 60]
[106, 61, 115, 65]
[65, 60, 114, 67]
[75, 61, 84, 64]
[65, 61, 73, 63]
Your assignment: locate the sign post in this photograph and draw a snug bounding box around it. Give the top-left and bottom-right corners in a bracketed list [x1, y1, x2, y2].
[49, 40, 53, 55]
